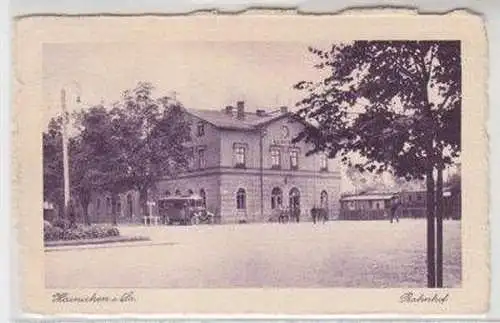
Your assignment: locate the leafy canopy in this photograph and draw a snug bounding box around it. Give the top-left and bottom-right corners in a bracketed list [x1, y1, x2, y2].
[293, 41, 461, 180]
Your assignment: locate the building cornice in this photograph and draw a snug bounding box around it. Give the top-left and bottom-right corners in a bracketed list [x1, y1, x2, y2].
[161, 166, 341, 181]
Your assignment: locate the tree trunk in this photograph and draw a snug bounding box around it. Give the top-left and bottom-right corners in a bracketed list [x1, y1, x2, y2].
[426, 167, 436, 288]
[436, 166, 444, 287]
[111, 193, 119, 226]
[81, 198, 91, 226]
[139, 186, 149, 219]
[78, 189, 92, 225]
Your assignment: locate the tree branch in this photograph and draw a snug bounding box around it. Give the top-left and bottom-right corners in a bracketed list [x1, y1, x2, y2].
[394, 60, 419, 82]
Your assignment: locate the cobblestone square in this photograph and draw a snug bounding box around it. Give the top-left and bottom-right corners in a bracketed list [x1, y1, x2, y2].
[45, 219, 461, 288]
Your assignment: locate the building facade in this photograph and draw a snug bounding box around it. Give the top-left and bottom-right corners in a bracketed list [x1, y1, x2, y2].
[86, 101, 342, 224]
[155, 102, 341, 223]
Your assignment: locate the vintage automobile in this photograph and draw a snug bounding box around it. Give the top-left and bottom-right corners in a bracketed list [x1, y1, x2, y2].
[157, 195, 220, 225]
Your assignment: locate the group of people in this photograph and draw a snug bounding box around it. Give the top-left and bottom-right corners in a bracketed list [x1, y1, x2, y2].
[272, 205, 331, 224]
[272, 206, 301, 223]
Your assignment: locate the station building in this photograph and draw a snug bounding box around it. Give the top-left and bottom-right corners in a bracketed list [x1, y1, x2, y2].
[87, 101, 342, 224]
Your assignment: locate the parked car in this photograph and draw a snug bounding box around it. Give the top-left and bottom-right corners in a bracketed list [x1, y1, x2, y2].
[157, 195, 220, 225]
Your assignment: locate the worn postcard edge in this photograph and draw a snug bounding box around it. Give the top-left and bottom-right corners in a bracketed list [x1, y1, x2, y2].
[11, 9, 489, 317]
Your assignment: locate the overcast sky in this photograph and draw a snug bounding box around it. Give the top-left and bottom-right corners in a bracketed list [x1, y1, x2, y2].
[42, 41, 328, 123]
[42, 41, 457, 190]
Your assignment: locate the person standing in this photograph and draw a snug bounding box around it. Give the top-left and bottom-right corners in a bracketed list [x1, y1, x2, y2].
[390, 196, 401, 223]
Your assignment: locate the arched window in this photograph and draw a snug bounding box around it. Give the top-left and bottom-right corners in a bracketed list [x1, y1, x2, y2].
[289, 187, 300, 211]
[96, 198, 101, 210]
[165, 190, 171, 197]
[320, 190, 328, 209]
[187, 189, 194, 195]
[271, 187, 283, 209]
[200, 189, 206, 207]
[175, 189, 181, 196]
[236, 188, 246, 210]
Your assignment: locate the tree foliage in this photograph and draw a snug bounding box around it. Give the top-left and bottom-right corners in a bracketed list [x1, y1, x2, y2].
[43, 117, 64, 212]
[43, 82, 192, 223]
[293, 41, 461, 180]
[293, 40, 461, 288]
[111, 82, 192, 215]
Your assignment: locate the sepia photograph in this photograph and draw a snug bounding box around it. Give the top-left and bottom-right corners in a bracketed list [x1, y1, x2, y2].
[42, 40, 462, 290]
[13, 12, 487, 315]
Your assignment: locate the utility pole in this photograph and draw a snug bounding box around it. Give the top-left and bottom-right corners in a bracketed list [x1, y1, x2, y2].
[61, 88, 70, 218]
[60, 81, 82, 219]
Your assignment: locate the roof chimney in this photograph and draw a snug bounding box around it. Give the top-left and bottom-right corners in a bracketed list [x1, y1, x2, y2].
[256, 109, 266, 117]
[280, 106, 288, 114]
[225, 105, 233, 115]
[236, 101, 245, 120]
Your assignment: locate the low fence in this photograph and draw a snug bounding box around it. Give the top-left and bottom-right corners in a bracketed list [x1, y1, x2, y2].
[339, 205, 460, 221]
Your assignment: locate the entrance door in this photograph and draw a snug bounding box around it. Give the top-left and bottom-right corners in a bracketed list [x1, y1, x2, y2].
[289, 188, 301, 222]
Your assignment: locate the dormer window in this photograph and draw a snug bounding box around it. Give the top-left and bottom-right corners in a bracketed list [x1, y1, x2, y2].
[197, 121, 205, 137]
[319, 153, 328, 172]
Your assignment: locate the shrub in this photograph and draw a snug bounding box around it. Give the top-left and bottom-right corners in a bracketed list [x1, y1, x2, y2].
[44, 220, 53, 230]
[44, 226, 64, 241]
[44, 224, 120, 242]
[106, 227, 120, 237]
[51, 217, 72, 230]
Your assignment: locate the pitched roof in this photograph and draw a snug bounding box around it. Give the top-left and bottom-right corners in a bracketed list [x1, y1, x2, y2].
[185, 108, 290, 131]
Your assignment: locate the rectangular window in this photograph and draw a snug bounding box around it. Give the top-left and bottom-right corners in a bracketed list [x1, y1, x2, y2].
[188, 147, 195, 170]
[290, 150, 299, 170]
[271, 147, 281, 169]
[319, 153, 328, 171]
[198, 148, 206, 169]
[197, 121, 205, 137]
[234, 146, 246, 168]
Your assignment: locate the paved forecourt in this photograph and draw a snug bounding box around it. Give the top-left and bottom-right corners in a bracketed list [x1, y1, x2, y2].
[45, 219, 461, 288]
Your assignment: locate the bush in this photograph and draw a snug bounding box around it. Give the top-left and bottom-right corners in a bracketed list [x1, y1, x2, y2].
[44, 226, 64, 241]
[52, 217, 72, 230]
[44, 220, 53, 230]
[44, 224, 120, 242]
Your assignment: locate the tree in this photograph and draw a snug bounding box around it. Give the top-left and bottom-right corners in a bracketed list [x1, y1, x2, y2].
[293, 41, 461, 287]
[71, 105, 125, 225]
[112, 82, 192, 217]
[43, 117, 65, 215]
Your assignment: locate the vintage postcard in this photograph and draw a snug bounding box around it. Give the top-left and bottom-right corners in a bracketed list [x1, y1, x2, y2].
[12, 10, 488, 317]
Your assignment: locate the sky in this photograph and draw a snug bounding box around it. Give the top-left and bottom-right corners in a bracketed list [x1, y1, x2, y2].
[42, 41, 327, 123]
